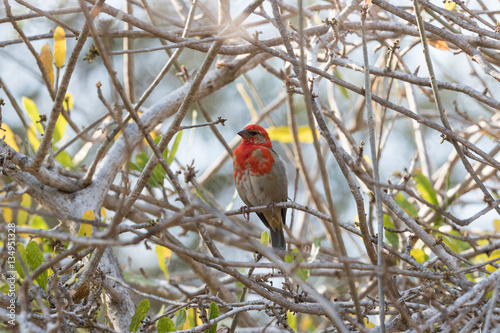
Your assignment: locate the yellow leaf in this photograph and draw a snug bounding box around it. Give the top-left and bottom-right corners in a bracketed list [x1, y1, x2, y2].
[427, 39, 450, 51]
[53, 26, 66, 68]
[27, 125, 40, 152]
[150, 129, 158, 141]
[30, 216, 49, 230]
[297, 126, 316, 143]
[287, 311, 297, 331]
[354, 215, 360, 230]
[155, 245, 172, 279]
[115, 129, 122, 141]
[444, 0, 456, 10]
[79, 210, 95, 237]
[63, 92, 73, 111]
[185, 308, 194, 329]
[40, 43, 54, 86]
[17, 194, 32, 226]
[82, 210, 95, 220]
[410, 249, 426, 263]
[486, 250, 500, 273]
[116, 113, 139, 144]
[100, 207, 106, 218]
[363, 155, 372, 166]
[493, 219, 500, 233]
[312, 14, 321, 25]
[1, 123, 19, 152]
[23, 97, 44, 135]
[473, 253, 489, 265]
[266, 126, 316, 143]
[236, 83, 257, 119]
[3, 207, 13, 223]
[21, 194, 31, 208]
[299, 314, 314, 332]
[478, 239, 489, 247]
[145, 129, 160, 147]
[364, 317, 375, 329]
[78, 223, 92, 237]
[54, 113, 67, 143]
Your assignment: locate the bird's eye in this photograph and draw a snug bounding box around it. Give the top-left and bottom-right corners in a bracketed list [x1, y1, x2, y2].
[249, 131, 259, 136]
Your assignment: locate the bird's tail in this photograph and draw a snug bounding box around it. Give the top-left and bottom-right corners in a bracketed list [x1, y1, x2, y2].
[270, 228, 286, 251]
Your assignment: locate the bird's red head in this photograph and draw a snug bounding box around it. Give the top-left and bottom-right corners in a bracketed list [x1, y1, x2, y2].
[237, 124, 272, 148]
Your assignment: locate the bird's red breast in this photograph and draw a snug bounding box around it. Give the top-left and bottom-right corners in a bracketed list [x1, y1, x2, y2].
[233, 143, 275, 184]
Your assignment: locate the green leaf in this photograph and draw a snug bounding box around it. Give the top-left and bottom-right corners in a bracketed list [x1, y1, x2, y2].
[334, 69, 349, 98]
[15, 243, 27, 279]
[0, 284, 9, 295]
[136, 152, 149, 170]
[167, 130, 183, 165]
[260, 231, 269, 247]
[442, 230, 471, 253]
[394, 193, 418, 217]
[157, 317, 175, 333]
[55, 150, 74, 168]
[384, 214, 399, 250]
[414, 172, 438, 206]
[152, 163, 166, 187]
[296, 267, 310, 282]
[129, 162, 140, 172]
[287, 310, 297, 331]
[23, 97, 44, 134]
[187, 308, 196, 329]
[445, 171, 451, 193]
[206, 302, 220, 333]
[153, 135, 170, 164]
[130, 152, 164, 188]
[291, 249, 310, 282]
[444, 171, 451, 207]
[26, 241, 48, 291]
[30, 216, 49, 230]
[307, 237, 321, 263]
[194, 187, 207, 203]
[53, 114, 67, 143]
[414, 172, 444, 226]
[102, 289, 108, 325]
[129, 299, 150, 333]
[175, 309, 187, 330]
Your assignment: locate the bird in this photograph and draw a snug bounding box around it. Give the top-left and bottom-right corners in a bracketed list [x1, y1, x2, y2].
[232, 124, 288, 250]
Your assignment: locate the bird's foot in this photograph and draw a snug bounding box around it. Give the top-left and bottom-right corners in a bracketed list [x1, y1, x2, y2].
[240, 205, 250, 221]
[267, 201, 277, 215]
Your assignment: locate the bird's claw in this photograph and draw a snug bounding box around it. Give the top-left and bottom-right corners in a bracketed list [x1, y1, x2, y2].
[267, 201, 277, 215]
[240, 206, 250, 221]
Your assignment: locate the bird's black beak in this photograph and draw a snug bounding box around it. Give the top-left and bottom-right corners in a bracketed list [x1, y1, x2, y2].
[237, 129, 251, 139]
